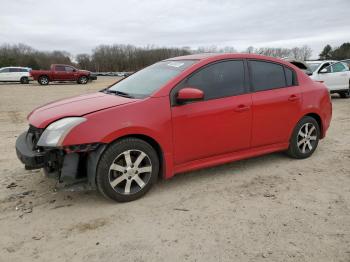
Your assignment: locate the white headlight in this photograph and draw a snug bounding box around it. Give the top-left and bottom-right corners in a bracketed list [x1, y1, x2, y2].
[37, 117, 86, 147]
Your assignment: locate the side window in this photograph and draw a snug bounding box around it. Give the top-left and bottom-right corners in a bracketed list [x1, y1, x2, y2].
[319, 63, 331, 73]
[55, 66, 65, 71]
[0, 68, 10, 73]
[284, 67, 294, 86]
[65, 66, 74, 72]
[184, 60, 245, 100]
[249, 61, 286, 91]
[9, 68, 20, 72]
[331, 62, 347, 73]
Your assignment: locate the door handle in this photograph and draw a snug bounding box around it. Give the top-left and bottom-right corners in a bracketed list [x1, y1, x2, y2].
[288, 94, 300, 102]
[235, 104, 250, 112]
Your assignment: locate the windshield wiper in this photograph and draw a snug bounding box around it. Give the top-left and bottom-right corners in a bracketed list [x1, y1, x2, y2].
[104, 89, 134, 98]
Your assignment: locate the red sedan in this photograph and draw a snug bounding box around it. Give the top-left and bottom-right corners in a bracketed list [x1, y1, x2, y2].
[16, 54, 332, 202]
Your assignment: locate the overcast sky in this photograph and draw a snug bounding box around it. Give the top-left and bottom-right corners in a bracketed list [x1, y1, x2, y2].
[1, 0, 349, 58]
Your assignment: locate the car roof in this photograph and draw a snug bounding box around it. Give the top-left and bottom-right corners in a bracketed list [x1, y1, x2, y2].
[165, 53, 297, 64]
[0, 66, 30, 69]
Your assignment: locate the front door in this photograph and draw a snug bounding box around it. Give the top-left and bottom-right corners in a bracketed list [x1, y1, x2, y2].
[171, 60, 252, 165]
[319, 62, 349, 91]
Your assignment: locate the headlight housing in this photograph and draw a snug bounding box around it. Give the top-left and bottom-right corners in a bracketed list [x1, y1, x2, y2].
[37, 117, 86, 147]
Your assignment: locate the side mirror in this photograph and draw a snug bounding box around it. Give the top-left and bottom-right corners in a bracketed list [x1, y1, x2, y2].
[177, 87, 204, 103]
[319, 68, 328, 74]
[73, 69, 77, 72]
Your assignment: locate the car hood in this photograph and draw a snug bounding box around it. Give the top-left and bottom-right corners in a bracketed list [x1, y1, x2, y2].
[28, 92, 137, 128]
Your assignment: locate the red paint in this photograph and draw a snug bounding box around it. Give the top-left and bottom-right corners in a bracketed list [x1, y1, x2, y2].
[27, 54, 332, 179]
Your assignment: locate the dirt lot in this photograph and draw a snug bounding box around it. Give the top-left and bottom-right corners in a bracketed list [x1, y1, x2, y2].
[0, 77, 349, 262]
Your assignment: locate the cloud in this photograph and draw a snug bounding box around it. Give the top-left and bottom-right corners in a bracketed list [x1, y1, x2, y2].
[0, 0, 349, 58]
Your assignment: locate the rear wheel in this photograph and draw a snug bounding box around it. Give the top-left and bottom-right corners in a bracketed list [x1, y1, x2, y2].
[78, 76, 88, 84]
[96, 138, 159, 202]
[339, 84, 350, 98]
[20, 77, 29, 84]
[38, 76, 49, 85]
[287, 116, 320, 159]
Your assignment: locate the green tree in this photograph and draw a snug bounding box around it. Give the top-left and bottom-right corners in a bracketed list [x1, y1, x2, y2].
[319, 44, 332, 60]
[330, 43, 350, 60]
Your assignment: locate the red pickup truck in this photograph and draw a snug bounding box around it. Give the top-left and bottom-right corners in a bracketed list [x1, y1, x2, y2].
[31, 64, 94, 85]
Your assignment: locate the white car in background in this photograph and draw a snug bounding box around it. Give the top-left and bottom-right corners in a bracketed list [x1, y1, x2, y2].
[0, 67, 33, 84]
[306, 60, 350, 98]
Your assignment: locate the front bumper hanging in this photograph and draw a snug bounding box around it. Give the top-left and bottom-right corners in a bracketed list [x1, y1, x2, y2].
[15, 128, 106, 187]
[16, 131, 48, 170]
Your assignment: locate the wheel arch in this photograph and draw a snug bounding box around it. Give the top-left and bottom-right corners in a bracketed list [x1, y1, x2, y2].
[303, 112, 324, 138]
[39, 74, 50, 81]
[106, 134, 165, 179]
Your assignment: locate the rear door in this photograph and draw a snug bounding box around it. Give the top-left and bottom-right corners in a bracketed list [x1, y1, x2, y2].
[248, 60, 302, 147]
[9, 68, 21, 81]
[54, 65, 67, 80]
[171, 60, 252, 165]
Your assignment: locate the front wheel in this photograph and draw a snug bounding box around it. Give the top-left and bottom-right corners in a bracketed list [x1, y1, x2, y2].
[287, 116, 320, 159]
[38, 76, 49, 85]
[339, 87, 350, 98]
[78, 76, 88, 84]
[96, 138, 159, 202]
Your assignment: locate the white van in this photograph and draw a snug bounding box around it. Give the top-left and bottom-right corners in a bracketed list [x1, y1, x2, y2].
[0, 67, 33, 84]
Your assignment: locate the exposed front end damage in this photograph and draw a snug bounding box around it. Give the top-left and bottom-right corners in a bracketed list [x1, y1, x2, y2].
[15, 125, 105, 188]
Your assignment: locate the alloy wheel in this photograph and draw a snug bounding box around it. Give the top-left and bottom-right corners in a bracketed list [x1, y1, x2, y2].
[108, 150, 152, 195]
[297, 123, 317, 154]
[80, 76, 88, 84]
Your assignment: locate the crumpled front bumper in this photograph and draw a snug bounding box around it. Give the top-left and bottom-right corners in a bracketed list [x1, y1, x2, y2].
[15, 129, 106, 188]
[16, 131, 48, 170]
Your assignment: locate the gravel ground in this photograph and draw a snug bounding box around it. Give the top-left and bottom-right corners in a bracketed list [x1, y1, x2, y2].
[0, 77, 349, 262]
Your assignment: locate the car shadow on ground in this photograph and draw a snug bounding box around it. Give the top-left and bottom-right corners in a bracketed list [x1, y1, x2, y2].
[48, 151, 292, 206]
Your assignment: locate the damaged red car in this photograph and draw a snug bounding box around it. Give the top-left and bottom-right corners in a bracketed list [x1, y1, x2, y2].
[16, 54, 332, 202]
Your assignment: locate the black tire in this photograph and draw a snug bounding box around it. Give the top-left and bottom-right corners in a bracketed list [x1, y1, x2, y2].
[339, 86, 350, 98]
[78, 76, 88, 84]
[20, 77, 29, 84]
[96, 138, 159, 202]
[287, 116, 320, 159]
[38, 76, 49, 85]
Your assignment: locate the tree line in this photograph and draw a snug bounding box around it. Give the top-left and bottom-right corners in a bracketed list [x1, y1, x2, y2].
[0, 42, 348, 72]
[319, 43, 350, 60]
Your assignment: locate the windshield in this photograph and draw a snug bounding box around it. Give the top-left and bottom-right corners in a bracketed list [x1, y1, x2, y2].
[306, 62, 321, 72]
[107, 60, 197, 98]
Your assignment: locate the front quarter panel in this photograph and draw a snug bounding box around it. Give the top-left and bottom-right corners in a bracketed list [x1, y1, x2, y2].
[63, 96, 172, 146]
[62, 96, 174, 176]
